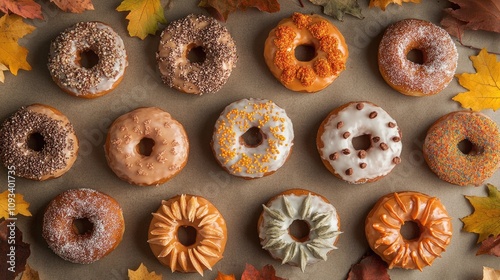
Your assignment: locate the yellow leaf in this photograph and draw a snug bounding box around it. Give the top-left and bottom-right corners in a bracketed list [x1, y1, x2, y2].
[369, 0, 420, 11]
[116, 0, 167, 40]
[128, 263, 162, 280]
[21, 264, 40, 280]
[0, 14, 35, 75]
[483, 266, 500, 280]
[216, 271, 236, 280]
[453, 48, 500, 111]
[0, 190, 32, 219]
[461, 184, 500, 243]
[0, 62, 8, 83]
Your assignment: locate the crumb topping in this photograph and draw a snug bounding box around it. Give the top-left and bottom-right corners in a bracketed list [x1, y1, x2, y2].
[292, 12, 312, 29]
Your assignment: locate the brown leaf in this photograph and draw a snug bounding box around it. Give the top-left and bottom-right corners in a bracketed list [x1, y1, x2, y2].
[347, 251, 391, 280]
[198, 0, 280, 22]
[0, 0, 43, 19]
[483, 266, 500, 280]
[477, 234, 500, 257]
[241, 264, 287, 280]
[0, 220, 31, 280]
[441, 0, 500, 39]
[50, 0, 94, 13]
[20, 264, 40, 280]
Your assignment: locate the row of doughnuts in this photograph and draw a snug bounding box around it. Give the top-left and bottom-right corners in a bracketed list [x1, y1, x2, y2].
[40, 187, 452, 273]
[1, 100, 499, 187]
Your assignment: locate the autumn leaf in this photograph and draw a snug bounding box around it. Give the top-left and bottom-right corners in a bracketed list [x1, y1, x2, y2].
[0, 220, 31, 280]
[369, 0, 420, 11]
[0, 14, 35, 76]
[116, 0, 167, 40]
[477, 234, 500, 257]
[347, 251, 390, 280]
[461, 184, 500, 243]
[0, 190, 32, 219]
[216, 271, 236, 280]
[483, 266, 500, 280]
[241, 264, 287, 280]
[0, 62, 7, 83]
[0, 0, 43, 19]
[20, 264, 40, 280]
[128, 263, 162, 280]
[453, 49, 500, 111]
[309, 0, 363, 21]
[50, 0, 94, 13]
[198, 0, 280, 22]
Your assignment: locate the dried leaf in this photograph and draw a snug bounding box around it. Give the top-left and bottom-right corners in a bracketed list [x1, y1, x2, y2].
[20, 264, 40, 280]
[241, 264, 287, 280]
[441, 0, 500, 39]
[128, 263, 162, 280]
[477, 234, 500, 257]
[0, 190, 32, 219]
[309, 0, 363, 21]
[0, 62, 8, 83]
[198, 0, 280, 22]
[461, 184, 500, 243]
[216, 271, 236, 280]
[483, 266, 500, 280]
[347, 251, 390, 280]
[369, 0, 420, 10]
[0, 14, 35, 76]
[453, 49, 500, 111]
[116, 0, 167, 40]
[50, 0, 94, 13]
[0, 220, 31, 280]
[0, 0, 43, 19]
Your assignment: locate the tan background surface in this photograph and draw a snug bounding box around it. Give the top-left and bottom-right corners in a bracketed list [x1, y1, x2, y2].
[1, 1, 500, 279]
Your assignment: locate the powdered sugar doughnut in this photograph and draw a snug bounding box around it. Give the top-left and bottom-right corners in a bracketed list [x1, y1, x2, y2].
[42, 188, 125, 264]
[317, 101, 402, 184]
[378, 19, 458, 96]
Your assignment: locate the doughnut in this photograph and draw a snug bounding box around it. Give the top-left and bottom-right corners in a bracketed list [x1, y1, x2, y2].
[264, 12, 348, 93]
[317, 101, 402, 184]
[42, 188, 125, 264]
[148, 194, 227, 276]
[258, 189, 341, 271]
[423, 111, 500, 186]
[48, 21, 128, 98]
[211, 98, 294, 179]
[378, 18, 458, 96]
[105, 107, 189, 186]
[157, 14, 237, 95]
[0, 104, 78, 181]
[365, 191, 452, 270]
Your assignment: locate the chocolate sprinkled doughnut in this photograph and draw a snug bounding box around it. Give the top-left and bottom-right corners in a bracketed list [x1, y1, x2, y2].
[157, 14, 237, 95]
[0, 104, 78, 181]
[48, 22, 128, 98]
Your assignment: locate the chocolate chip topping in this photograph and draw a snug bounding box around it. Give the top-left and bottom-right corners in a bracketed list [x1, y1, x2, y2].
[369, 111, 378, 119]
[358, 150, 367, 159]
[343, 131, 350, 139]
[380, 143, 389, 150]
[337, 121, 344, 129]
[388, 122, 396, 128]
[356, 103, 364, 110]
[345, 168, 353, 175]
[392, 136, 401, 142]
[359, 162, 367, 169]
[372, 136, 380, 143]
[393, 157, 401, 164]
[342, 148, 350, 155]
[0, 107, 76, 180]
[329, 153, 338, 160]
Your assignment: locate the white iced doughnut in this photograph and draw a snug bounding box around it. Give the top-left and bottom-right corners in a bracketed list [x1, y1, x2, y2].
[317, 101, 402, 184]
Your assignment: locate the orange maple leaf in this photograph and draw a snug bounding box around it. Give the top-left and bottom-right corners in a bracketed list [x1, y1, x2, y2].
[241, 264, 287, 280]
[216, 271, 236, 280]
[50, 0, 94, 13]
[116, 0, 167, 40]
[0, 14, 35, 75]
[461, 184, 500, 243]
[198, 0, 280, 22]
[20, 264, 40, 280]
[128, 263, 162, 280]
[0, 0, 43, 19]
[369, 0, 420, 11]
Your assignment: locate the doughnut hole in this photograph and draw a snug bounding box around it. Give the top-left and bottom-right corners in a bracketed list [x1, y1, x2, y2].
[352, 134, 371, 151]
[406, 49, 424, 65]
[400, 220, 421, 241]
[295, 44, 316, 62]
[240, 127, 266, 148]
[73, 217, 94, 236]
[458, 139, 483, 156]
[137, 138, 155, 157]
[78, 49, 100, 69]
[288, 219, 310, 242]
[177, 225, 197, 246]
[27, 132, 45, 152]
[187, 44, 206, 64]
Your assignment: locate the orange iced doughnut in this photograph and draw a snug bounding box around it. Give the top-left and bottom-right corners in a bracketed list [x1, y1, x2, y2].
[423, 111, 500, 186]
[378, 19, 458, 96]
[264, 13, 348, 93]
[365, 191, 452, 270]
[148, 194, 227, 276]
[105, 107, 189, 186]
[0, 104, 78, 180]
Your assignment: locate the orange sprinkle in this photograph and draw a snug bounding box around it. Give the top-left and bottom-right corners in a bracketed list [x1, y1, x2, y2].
[296, 66, 315, 86]
[308, 20, 330, 39]
[313, 58, 332, 78]
[292, 12, 312, 29]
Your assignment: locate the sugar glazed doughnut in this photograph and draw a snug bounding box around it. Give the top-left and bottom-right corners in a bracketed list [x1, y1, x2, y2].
[48, 22, 128, 98]
[211, 98, 294, 179]
[264, 13, 348, 93]
[423, 111, 500, 186]
[157, 14, 237, 95]
[42, 188, 125, 264]
[148, 194, 227, 275]
[0, 104, 78, 180]
[378, 19, 458, 96]
[365, 191, 452, 270]
[317, 101, 402, 184]
[258, 189, 341, 272]
[105, 107, 189, 186]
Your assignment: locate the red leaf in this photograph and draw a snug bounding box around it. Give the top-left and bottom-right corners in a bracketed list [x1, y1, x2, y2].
[241, 264, 287, 280]
[477, 234, 500, 257]
[347, 252, 391, 280]
[0, 220, 31, 280]
[199, 0, 280, 22]
[0, 0, 43, 19]
[441, 0, 500, 38]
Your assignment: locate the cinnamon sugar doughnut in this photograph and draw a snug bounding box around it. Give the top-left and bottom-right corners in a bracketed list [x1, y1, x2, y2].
[378, 19, 458, 96]
[0, 104, 78, 180]
[264, 13, 348, 93]
[48, 22, 128, 98]
[365, 191, 452, 270]
[42, 188, 125, 264]
[148, 194, 227, 276]
[423, 111, 500, 186]
[157, 14, 237, 95]
[105, 107, 189, 186]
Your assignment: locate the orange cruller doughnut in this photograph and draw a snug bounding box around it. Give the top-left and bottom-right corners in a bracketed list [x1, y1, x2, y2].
[264, 13, 348, 93]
